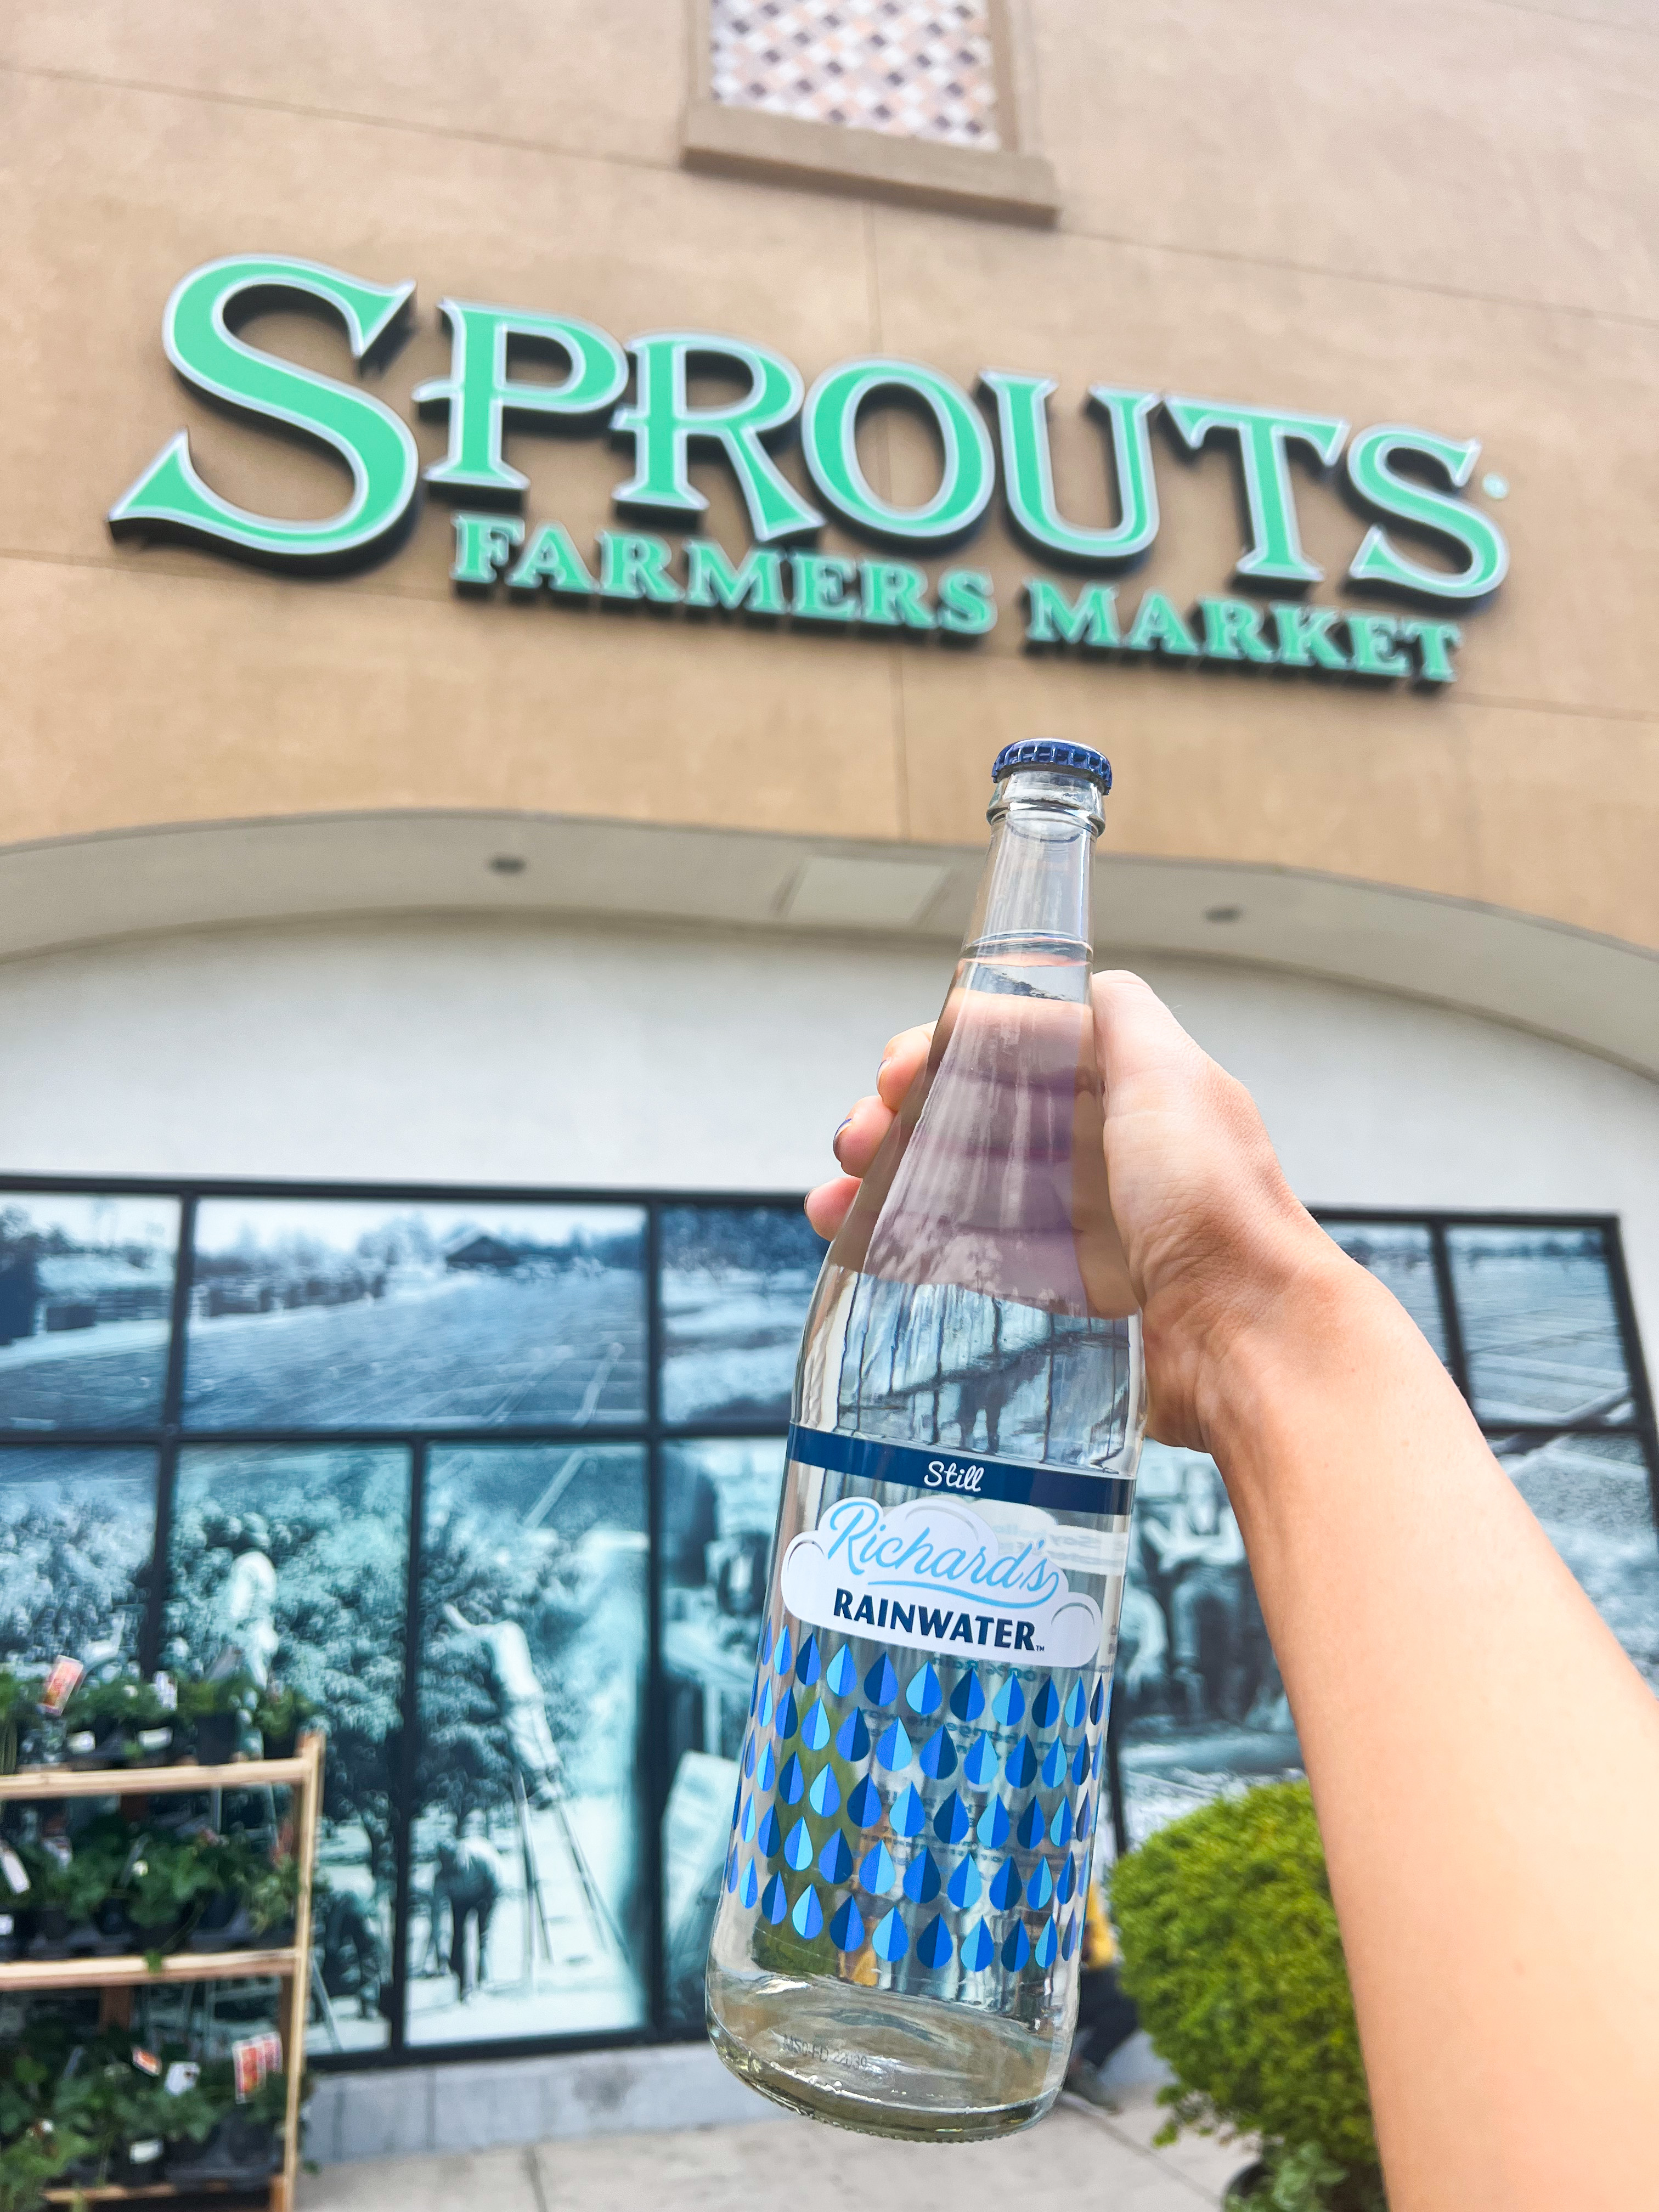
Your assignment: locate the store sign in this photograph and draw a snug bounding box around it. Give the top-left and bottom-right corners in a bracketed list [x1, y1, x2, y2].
[108, 254, 1511, 687]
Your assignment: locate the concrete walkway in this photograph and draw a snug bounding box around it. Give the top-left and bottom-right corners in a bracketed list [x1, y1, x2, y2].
[299, 2083, 1248, 2212]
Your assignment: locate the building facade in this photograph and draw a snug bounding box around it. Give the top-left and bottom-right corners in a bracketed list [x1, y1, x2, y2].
[2, 0, 1656, 2088]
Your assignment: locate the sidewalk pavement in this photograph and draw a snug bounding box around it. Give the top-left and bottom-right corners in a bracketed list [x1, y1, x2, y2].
[298, 2079, 1249, 2212]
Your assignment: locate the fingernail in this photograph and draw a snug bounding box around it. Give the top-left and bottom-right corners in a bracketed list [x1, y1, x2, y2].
[832, 1116, 852, 1160]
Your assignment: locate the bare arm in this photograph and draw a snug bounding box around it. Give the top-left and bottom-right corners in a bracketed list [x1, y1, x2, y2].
[811, 972, 1659, 2212]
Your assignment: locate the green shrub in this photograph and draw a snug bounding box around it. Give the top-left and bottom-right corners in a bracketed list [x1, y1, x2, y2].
[1110, 1782, 1384, 2211]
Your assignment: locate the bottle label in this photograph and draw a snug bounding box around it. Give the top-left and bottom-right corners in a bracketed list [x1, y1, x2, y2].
[785, 1423, 1133, 1518]
[783, 1494, 1105, 1668]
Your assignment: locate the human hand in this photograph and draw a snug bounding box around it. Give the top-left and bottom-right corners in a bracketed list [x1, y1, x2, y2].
[807, 970, 1346, 1453]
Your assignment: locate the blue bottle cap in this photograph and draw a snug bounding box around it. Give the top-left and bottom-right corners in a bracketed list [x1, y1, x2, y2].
[991, 739, 1113, 792]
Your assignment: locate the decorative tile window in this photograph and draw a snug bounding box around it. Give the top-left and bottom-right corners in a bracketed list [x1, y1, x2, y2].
[710, 0, 1001, 150]
[684, 0, 1059, 225]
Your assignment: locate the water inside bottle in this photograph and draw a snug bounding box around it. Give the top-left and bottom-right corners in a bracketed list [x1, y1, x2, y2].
[705, 946, 1145, 2137]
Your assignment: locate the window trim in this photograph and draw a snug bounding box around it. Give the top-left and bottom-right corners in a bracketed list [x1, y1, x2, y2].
[681, 0, 1060, 225]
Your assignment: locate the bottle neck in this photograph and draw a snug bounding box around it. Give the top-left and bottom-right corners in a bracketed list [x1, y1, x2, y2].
[962, 765, 1101, 960]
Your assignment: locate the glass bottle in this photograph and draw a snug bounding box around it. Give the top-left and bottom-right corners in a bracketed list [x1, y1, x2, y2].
[706, 740, 1147, 2140]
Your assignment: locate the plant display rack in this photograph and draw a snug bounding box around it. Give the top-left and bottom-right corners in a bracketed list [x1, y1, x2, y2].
[0, 1731, 322, 2212]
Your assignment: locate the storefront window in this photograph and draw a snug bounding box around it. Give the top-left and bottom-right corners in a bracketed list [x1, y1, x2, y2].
[185, 1199, 646, 1429]
[0, 1192, 179, 1430]
[0, 1183, 1651, 2060]
[408, 1444, 648, 2048]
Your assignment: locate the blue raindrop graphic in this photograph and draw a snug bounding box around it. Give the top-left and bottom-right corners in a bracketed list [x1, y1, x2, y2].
[1063, 1677, 1088, 1731]
[905, 1663, 943, 1717]
[742, 1731, 756, 1780]
[891, 1784, 927, 1837]
[950, 1669, 986, 1722]
[783, 1818, 815, 1871]
[758, 1619, 774, 1669]
[963, 1733, 1000, 1790]
[916, 1914, 954, 1970]
[961, 1919, 996, 1972]
[808, 1765, 841, 1818]
[775, 1625, 794, 1678]
[1089, 1674, 1105, 1725]
[835, 1707, 872, 1763]
[819, 1830, 854, 1884]
[932, 1790, 972, 1845]
[1030, 1677, 1060, 1729]
[731, 1777, 742, 1827]
[826, 1644, 857, 1699]
[992, 1676, 1026, 1728]
[988, 1857, 1023, 1912]
[795, 1634, 821, 1686]
[758, 1680, 775, 1730]
[902, 1850, 941, 1904]
[791, 1884, 824, 1940]
[1040, 1738, 1066, 1790]
[757, 1741, 777, 1793]
[740, 1794, 757, 1843]
[775, 1689, 799, 1742]
[749, 1674, 758, 1719]
[1002, 1921, 1032, 1970]
[947, 1855, 982, 1910]
[977, 1795, 1012, 1849]
[876, 1718, 913, 1771]
[778, 1753, 806, 1806]
[757, 1805, 783, 1859]
[740, 1858, 760, 1909]
[1015, 1798, 1045, 1850]
[1035, 1915, 1059, 1968]
[858, 1841, 897, 1894]
[864, 1654, 899, 1707]
[1070, 1739, 1090, 1788]
[724, 1845, 738, 1895]
[872, 1908, 909, 1963]
[918, 1727, 958, 1780]
[830, 1895, 866, 1953]
[1049, 1798, 1074, 1848]
[1091, 1734, 1105, 1781]
[1005, 1737, 1039, 1789]
[1077, 1793, 1094, 1842]
[847, 1777, 885, 1829]
[799, 1699, 831, 1753]
[1026, 1858, 1054, 1910]
[761, 1872, 789, 1924]
[1056, 1852, 1077, 1905]
[1061, 1910, 1079, 1961]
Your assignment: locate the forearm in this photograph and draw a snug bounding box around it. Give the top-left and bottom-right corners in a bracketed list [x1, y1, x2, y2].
[1210, 1243, 1659, 2212]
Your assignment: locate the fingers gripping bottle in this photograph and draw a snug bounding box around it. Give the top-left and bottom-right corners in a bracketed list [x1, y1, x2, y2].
[706, 741, 1147, 2140]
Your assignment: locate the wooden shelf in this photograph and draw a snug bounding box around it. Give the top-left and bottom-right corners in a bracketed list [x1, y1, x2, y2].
[0, 1758, 310, 1802]
[1, 1734, 323, 2212]
[0, 1947, 298, 1992]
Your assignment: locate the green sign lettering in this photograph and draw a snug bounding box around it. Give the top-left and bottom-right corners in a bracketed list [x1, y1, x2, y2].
[611, 332, 823, 545]
[1345, 612, 1410, 678]
[450, 512, 525, 588]
[1200, 597, 1276, 664]
[982, 374, 1159, 566]
[860, 561, 935, 630]
[1346, 425, 1509, 602]
[1164, 396, 1348, 585]
[599, 529, 681, 603]
[1124, 591, 1200, 657]
[1024, 578, 1121, 648]
[802, 358, 994, 545]
[1397, 615, 1462, 683]
[938, 569, 997, 637]
[685, 541, 787, 616]
[790, 553, 859, 622]
[108, 253, 420, 571]
[507, 521, 597, 595]
[1273, 603, 1351, 672]
[416, 302, 628, 501]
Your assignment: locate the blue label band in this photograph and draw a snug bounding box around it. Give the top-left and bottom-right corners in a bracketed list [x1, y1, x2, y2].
[787, 1423, 1133, 1520]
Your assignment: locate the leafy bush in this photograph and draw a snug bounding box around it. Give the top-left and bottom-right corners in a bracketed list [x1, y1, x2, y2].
[1110, 1782, 1385, 2212]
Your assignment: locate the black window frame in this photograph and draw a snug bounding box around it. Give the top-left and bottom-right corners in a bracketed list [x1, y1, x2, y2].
[1, 1176, 1655, 2072]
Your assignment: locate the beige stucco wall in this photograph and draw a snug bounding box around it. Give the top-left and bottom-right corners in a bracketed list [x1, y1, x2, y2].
[2, 0, 1656, 946]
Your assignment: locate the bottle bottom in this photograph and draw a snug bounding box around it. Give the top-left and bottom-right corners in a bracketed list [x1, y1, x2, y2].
[705, 1962, 1064, 2142]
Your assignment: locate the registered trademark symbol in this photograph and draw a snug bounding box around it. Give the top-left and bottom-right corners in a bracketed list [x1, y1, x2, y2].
[1482, 473, 1509, 499]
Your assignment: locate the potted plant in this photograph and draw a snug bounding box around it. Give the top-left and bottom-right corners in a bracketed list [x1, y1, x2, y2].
[0, 2049, 89, 2212]
[177, 1673, 254, 1767]
[125, 1830, 232, 1956]
[253, 1685, 320, 1762]
[0, 1672, 35, 1780]
[59, 1677, 171, 1770]
[167, 2061, 306, 2186]
[52, 2052, 205, 2190]
[1110, 1781, 1386, 2212]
